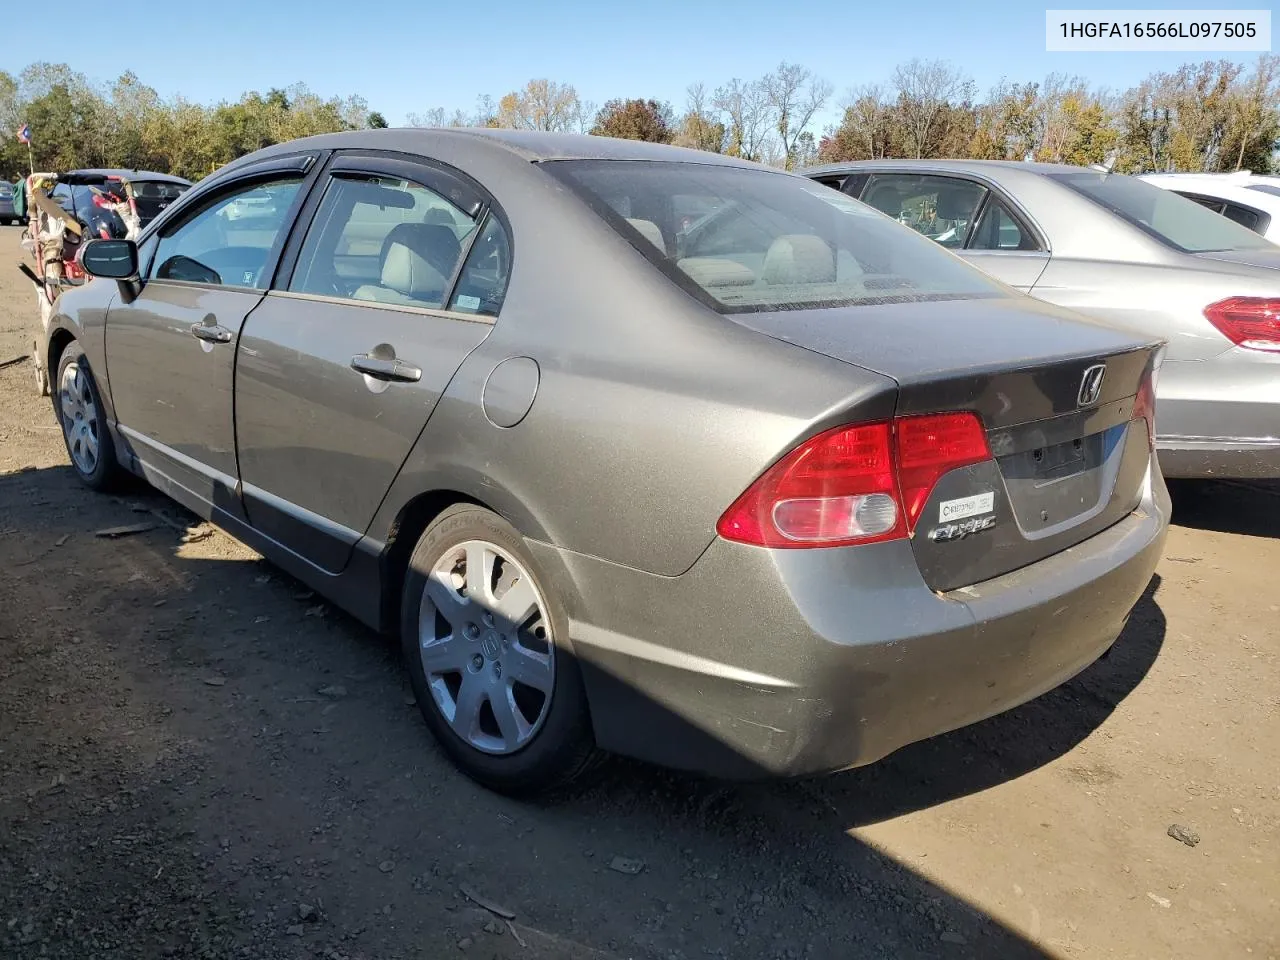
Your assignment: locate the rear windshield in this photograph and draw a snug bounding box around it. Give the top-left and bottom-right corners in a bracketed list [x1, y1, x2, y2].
[545, 160, 1004, 313]
[132, 180, 187, 200]
[1050, 171, 1273, 253]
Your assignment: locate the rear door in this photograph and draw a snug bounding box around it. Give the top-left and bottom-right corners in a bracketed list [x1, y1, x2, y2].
[103, 157, 317, 516]
[233, 152, 510, 572]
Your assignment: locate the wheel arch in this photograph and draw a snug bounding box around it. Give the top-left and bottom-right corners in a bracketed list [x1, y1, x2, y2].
[377, 488, 498, 635]
[47, 325, 77, 381]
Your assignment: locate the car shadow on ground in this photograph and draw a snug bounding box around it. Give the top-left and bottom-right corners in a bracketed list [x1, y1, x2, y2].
[1168, 479, 1280, 538]
[0, 463, 1169, 959]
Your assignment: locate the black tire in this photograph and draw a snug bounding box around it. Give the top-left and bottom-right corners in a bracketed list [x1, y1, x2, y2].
[53, 342, 121, 491]
[400, 504, 600, 797]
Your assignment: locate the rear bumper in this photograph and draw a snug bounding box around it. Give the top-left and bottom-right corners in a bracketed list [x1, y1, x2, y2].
[534, 470, 1170, 779]
[1158, 438, 1280, 479]
[1156, 355, 1280, 479]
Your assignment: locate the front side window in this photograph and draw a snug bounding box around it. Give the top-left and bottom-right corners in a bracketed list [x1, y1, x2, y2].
[1051, 171, 1273, 253]
[290, 175, 477, 309]
[546, 160, 1004, 313]
[860, 174, 987, 248]
[151, 177, 303, 288]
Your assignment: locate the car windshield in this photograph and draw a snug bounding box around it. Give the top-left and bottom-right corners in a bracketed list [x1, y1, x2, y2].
[1050, 171, 1274, 253]
[545, 160, 1005, 313]
[1245, 183, 1280, 199]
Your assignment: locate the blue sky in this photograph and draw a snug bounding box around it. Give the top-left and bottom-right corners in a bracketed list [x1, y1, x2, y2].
[2, 0, 1270, 129]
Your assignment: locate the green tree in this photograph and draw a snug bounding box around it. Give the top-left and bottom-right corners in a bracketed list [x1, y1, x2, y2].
[367, 110, 388, 129]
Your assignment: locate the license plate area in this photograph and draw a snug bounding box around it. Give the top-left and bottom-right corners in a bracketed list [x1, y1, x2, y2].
[997, 425, 1126, 536]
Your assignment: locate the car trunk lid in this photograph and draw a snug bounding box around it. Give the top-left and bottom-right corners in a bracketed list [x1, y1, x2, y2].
[730, 296, 1162, 590]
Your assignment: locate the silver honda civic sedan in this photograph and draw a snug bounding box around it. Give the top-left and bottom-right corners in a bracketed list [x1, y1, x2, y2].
[44, 130, 1168, 795]
[804, 159, 1280, 480]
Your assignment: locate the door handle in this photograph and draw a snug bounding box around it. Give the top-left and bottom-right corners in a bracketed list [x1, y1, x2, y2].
[190, 322, 233, 344]
[350, 354, 422, 383]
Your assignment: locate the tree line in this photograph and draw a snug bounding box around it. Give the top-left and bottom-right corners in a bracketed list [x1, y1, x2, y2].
[3, 56, 1277, 184]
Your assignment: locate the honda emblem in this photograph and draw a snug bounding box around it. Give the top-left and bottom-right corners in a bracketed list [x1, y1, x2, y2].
[1077, 364, 1106, 407]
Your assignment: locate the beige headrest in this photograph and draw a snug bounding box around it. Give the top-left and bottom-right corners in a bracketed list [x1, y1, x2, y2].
[761, 234, 836, 285]
[626, 218, 665, 252]
[380, 223, 460, 298]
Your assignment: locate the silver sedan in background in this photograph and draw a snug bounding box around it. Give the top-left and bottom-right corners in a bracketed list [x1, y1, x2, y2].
[804, 160, 1280, 479]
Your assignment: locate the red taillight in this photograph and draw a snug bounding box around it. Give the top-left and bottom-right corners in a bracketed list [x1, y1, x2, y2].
[1132, 368, 1157, 452]
[64, 260, 85, 281]
[1204, 297, 1280, 352]
[717, 412, 991, 549]
[895, 413, 991, 527]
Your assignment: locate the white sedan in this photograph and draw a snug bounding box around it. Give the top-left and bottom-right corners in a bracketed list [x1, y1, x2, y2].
[1138, 172, 1280, 243]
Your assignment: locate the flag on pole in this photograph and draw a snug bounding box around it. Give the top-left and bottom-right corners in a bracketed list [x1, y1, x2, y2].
[16, 123, 31, 144]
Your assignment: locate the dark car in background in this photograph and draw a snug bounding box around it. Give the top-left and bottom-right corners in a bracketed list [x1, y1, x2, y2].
[51, 168, 191, 239]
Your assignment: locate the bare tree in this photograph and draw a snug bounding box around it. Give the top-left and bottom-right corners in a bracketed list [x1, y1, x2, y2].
[496, 79, 583, 132]
[713, 78, 770, 161]
[891, 58, 975, 158]
[673, 83, 726, 152]
[762, 62, 832, 169]
[405, 107, 447, 128]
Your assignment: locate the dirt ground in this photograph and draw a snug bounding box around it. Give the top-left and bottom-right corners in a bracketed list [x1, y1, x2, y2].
[0, 223, 1276, 960]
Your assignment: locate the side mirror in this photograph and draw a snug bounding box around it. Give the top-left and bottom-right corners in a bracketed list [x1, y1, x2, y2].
[78, 238, 139, 281]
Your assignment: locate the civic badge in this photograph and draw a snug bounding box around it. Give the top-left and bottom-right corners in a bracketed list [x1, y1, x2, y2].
[1077, 364, 1106, 407]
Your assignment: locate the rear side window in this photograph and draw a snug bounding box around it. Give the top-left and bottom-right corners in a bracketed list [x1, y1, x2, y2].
[970, 199, 1039, 251]
[546, 160, 1004, 313]
[449, 215, 512, 317]
[1052, 172, 1273, 253]
[132, 181, 187, 201]
[289, 175, 477, 309]
[1221, 202, 1264, 233]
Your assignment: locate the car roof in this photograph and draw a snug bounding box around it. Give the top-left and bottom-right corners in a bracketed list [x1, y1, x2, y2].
[233, 127, 768, 171]
[803, 158, 1090, 178]
[61, 168, 192, 186]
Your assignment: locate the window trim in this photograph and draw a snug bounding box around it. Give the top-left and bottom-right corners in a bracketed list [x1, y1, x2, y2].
[273, 149, 514, 320]
[144, 171, 317, 294]
[136, 151, 321, 246]
[263, 289, 497, 326]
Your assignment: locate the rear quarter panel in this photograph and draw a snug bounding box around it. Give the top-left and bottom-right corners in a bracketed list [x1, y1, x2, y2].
[362, 151, 898, 577]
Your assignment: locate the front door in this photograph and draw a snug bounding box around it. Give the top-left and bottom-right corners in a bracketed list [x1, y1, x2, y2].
[104, 171, 311, 516]
[233, 156, 512, 572]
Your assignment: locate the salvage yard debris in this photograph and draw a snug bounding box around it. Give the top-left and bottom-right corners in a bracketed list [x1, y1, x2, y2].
[94, 522, 157, 538]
